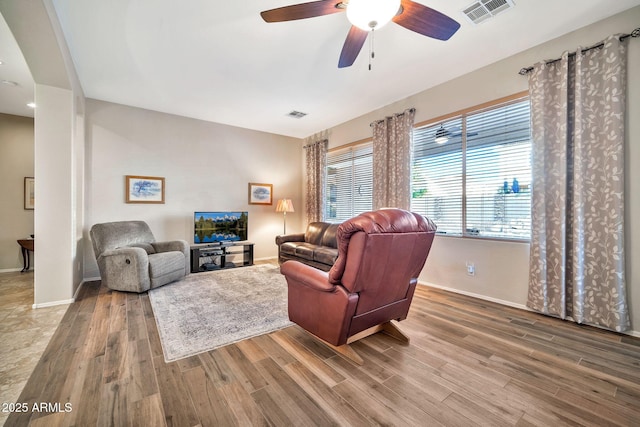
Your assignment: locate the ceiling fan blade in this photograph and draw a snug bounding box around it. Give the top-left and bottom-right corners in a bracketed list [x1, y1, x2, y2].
[338, 26, 368, 68]
[261, 1, 345, 23]
[392, 0, 460, 40]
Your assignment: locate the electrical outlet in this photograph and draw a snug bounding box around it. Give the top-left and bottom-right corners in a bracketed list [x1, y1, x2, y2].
[466, 262, 475, 276]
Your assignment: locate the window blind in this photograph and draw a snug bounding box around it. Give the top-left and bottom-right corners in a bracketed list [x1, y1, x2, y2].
[411, 117, 464, 235]
[411, 97, 532, 240]
[326, 143, 373, 222]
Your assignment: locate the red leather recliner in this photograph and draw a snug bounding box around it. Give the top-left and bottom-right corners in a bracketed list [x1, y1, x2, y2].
[280, 208, 437, 364]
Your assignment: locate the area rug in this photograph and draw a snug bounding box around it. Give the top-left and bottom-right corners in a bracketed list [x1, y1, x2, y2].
[148, 264, 292, 362]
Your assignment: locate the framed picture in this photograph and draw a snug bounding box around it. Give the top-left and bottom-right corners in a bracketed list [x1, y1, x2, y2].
[248, 182, 273, 205]
[24, 177, 35, 210]
[126, 175, 165, 204]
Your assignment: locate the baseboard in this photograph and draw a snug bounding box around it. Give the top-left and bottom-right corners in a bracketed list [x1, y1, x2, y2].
[0, 267, 25, 273]
[254, 256, 278, 262]
[32, 298, 74, 309]
[72, 276, 101, 301]
[418, 280, 530, 311]
[417, 281, 640, 338]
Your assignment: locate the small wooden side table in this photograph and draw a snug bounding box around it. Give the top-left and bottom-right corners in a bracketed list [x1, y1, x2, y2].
[17, 239, 34, 272]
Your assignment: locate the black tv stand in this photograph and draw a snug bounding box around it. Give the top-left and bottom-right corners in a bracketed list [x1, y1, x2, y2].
[190, 241, 254, 273]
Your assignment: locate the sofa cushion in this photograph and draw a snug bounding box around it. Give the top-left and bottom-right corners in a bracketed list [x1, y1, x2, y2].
[321, 224, 339, 248]
[314, 246, 339, 265]
[305, 222, 330, 245]
[294, 243, 317, 261]
[280, 242, 298, 255]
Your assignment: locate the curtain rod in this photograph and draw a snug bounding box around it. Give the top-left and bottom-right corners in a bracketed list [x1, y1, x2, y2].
[370, 108, 416, 127]
[303, 138, 328, 148]
[518, 27, 639, 75]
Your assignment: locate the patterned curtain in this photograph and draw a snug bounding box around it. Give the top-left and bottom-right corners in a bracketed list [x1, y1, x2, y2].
[304, 137, 328, 223]
[372, 108, 415, 210]
[526, 35, 629, 332]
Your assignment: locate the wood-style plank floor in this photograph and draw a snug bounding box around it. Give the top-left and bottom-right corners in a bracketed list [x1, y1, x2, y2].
[5, 267, 640, 426]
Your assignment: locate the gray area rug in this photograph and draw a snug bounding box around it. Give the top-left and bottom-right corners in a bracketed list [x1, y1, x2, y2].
[148, 264, 292, 362]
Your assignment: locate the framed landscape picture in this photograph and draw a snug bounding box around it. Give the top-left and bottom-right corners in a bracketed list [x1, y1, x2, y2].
[126, 175, 165, 204]
[24, 177, 34, 210]
[248, 183, 273, 205]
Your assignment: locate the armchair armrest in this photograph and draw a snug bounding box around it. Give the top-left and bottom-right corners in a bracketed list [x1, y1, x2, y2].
[100, 247, 148, 264]
[281, 260, 335, 292]
[282, 260, 359, 346]
[97, 247, 150, 292]
[151, 240, 190, 276]
[276, 233, 305, 245]
[152, 240, 189, 254]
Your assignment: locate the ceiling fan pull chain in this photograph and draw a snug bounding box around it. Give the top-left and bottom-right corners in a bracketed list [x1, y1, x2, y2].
[369, 28, 375, 71]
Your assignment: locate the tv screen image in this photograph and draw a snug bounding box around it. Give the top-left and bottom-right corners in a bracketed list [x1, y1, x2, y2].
[194, 211, 248, 244]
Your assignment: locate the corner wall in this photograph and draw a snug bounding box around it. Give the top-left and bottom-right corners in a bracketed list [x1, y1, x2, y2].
[84, 99, 304, 278]
[328, 7, 640, 333]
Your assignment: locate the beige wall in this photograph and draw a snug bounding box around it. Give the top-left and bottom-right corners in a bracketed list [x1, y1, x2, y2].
[84, 99, 304, 278]
[0, 113, 34, 271]
[327, 7, 640, 334]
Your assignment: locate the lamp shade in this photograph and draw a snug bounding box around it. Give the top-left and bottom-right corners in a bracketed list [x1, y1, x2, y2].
[276, 199, 295, 213]
[346, 0, 401, 31]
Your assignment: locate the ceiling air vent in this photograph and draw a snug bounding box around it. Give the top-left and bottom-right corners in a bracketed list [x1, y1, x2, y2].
[462, 0, 515, 25]
[286, 110, 307, 119]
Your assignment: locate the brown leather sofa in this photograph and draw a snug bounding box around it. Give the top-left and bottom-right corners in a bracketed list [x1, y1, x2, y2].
[280, 209, 437, 364]
[275, 222, 339, 271]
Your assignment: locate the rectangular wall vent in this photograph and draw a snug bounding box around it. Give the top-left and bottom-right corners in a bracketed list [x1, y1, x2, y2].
[462, 0, 515, 25]
[286, 110, 307, 119]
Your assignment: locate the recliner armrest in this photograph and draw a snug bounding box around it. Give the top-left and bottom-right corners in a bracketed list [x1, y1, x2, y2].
[151, 240, 189, 254]
[97, 247, 150, 292]
[281, 260, 335, 292]
[276, 233, 305, 245]
[100, 247, 148, 263]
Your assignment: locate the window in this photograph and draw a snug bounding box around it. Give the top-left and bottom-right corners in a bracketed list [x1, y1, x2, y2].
[326, 143, 373, 222]
[411, 97, 531, 240]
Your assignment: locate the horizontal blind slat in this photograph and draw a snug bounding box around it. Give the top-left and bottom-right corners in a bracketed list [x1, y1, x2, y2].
[411, 98, 531, 240]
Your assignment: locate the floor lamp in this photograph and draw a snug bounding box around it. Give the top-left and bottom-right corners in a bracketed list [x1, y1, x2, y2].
[276, 199, 294, 234]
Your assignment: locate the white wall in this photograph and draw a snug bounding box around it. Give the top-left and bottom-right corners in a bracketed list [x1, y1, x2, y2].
[84, 99, 304, 278]
[33, 84, 76, 305]
[0, 114, 34, 271]
[328, 7, 640, 333]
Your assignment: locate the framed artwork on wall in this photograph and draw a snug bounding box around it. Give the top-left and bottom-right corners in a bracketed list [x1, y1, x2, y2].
[125, 175, 165, 204]
[24, 177, 34, 210]
[248, 183, 273, 205]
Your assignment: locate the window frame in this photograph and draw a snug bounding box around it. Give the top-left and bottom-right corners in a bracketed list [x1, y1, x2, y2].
[411, 91, 531, 242]
[321, 92, 531, 242]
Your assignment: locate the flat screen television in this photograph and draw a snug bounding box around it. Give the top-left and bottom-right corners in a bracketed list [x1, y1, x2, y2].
[194, 211, 248, 244]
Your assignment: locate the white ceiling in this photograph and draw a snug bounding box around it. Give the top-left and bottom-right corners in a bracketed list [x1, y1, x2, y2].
[2, 0, 640, 137]
[0, 12, 35, 118]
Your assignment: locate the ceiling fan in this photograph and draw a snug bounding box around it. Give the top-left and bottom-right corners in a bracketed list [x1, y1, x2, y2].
[434, 124, 478, 144]
[260, 0, 461, 68]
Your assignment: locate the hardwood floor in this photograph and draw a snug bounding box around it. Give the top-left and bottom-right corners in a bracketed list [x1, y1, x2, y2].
[4, 267, 640, 426]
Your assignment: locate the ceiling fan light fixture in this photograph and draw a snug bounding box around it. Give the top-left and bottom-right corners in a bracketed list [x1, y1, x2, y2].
[435, 125, 449, 144]
[346, 0, 401, 31]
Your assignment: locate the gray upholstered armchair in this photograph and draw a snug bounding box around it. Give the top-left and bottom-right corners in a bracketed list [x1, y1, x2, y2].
[90, 220, 189, 293]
